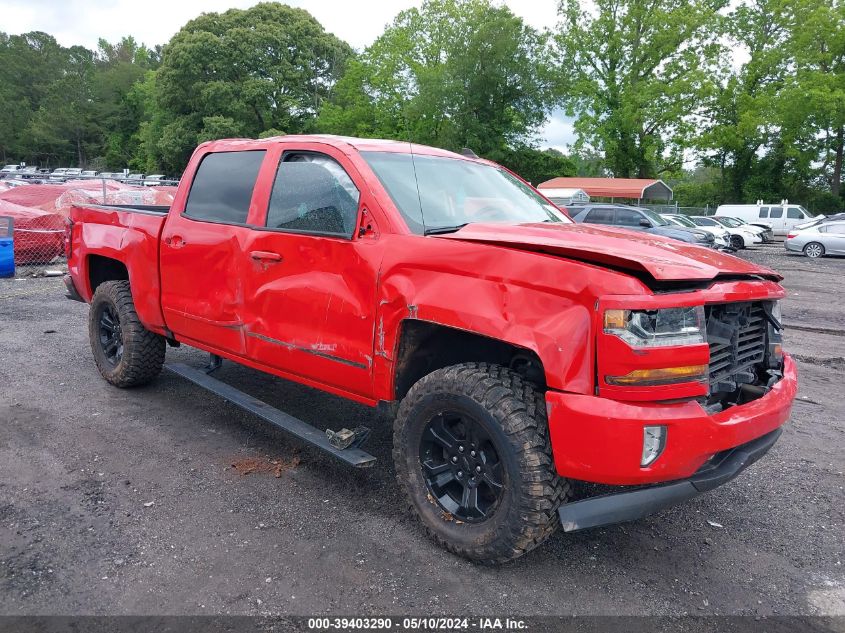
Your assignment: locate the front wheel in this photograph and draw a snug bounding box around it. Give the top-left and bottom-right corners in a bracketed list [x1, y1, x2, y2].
[88, 280, 166, 387]
[803, 242, 825, 259]
[730, 234, 745, 250]
[393, 363, 571, 563]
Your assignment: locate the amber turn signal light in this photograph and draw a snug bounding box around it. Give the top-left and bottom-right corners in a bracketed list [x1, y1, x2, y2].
[606, 365, 708, 387]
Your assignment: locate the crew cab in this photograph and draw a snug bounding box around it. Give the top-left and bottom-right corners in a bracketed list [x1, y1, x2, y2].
[64, 135, 797, 563]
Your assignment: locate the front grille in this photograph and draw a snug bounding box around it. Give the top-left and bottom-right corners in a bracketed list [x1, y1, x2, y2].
[705, 302, 767, 393]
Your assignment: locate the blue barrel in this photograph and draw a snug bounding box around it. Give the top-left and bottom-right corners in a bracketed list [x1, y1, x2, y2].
[0, 216, 14, 278]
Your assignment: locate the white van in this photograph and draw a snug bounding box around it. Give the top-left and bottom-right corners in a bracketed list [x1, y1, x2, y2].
[716, 201, 815, 237]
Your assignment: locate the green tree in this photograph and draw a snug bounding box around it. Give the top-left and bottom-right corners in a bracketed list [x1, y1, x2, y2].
[695, 0, 792, 202]
[555, 0, 726, 178]
[318, 0, 556, 156]
[26, 45, 100, 166]
[147, 2, 352, 172]
[0, 31, 67, 163]
[783, 0, 845, 198]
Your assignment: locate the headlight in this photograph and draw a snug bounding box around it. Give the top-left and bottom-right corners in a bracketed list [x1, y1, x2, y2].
[604, 306, 706, 348]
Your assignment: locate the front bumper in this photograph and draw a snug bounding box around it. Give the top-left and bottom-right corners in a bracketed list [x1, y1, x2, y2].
[558, 427, 781, 531]
[546, 354, 797, 485]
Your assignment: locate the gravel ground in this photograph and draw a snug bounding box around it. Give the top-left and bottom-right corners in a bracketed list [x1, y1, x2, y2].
[0, 244, 843, 618]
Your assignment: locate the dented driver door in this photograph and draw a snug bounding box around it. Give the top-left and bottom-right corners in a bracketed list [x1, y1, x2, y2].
[241, 144, 384, 400]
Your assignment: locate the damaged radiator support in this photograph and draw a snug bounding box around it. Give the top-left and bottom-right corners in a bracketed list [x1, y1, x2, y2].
[705, 302, 768, 394]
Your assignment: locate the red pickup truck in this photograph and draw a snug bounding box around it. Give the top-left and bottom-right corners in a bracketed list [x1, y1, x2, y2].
[65, 135, 797, 563]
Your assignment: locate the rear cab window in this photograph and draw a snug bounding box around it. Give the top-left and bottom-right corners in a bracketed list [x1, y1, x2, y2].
[184, 150, 266, 224]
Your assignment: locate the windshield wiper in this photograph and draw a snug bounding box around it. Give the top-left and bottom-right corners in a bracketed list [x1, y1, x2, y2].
[424, 223, 470, 235]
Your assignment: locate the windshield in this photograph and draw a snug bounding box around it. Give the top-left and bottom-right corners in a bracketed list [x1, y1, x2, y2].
[668, 214, 697, 228]
[362, 152, 569, 234]
[714, 217, 742, 228]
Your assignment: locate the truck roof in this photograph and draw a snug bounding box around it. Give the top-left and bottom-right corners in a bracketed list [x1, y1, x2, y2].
[196, 134, 477, 161]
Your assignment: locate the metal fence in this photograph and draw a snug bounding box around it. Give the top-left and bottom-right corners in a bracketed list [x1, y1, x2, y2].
[0, 175, 179, 279]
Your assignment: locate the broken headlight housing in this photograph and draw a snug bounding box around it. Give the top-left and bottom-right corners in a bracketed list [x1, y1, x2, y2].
[766, 300, 784, 367]
[604, 306, 706, 348]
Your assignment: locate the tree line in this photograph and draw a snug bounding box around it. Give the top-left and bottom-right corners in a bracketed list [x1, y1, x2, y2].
[0, 0, 842, 211]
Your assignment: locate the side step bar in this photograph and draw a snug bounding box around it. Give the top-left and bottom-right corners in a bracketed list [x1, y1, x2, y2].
[165, 362, 377, 468]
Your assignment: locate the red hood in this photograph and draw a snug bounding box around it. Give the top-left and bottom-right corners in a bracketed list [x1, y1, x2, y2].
[437, 222, 781, 282]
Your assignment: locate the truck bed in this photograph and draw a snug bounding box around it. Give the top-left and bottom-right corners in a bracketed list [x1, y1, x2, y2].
[84, 203, 171, 215]
[68, 202, 169, 331]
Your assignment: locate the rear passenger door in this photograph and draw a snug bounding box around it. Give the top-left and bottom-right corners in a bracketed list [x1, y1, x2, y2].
[821, 223, 845, 255]
[241, 144, 384, 399]
[160, 149, 266, 355]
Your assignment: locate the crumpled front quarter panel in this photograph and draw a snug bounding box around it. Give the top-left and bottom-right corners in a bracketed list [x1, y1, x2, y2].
[372, 235, 646, 399]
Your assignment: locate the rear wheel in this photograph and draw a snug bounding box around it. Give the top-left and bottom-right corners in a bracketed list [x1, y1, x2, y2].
[803, 242, 825, 259]
[393, 363, 571, 564]
[89, 280, 165, 387]
[730, 234, 745, 249]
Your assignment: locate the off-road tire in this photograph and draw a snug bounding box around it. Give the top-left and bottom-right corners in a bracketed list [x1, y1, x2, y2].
[803, 242, 825, 259]
[393, 362, 571, 564]
[88, 280, 165, 387]
[730, 234, 745, 250]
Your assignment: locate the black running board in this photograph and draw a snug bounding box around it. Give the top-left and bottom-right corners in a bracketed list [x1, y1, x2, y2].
[165, 362, 377, 468]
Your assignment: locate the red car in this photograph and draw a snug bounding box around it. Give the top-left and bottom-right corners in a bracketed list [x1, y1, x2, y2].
[64, 136, 797, 563]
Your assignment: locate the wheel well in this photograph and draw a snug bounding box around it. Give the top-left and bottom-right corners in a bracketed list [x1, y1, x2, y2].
[88, 255, 128, 293]
[393, 320, 545, 400]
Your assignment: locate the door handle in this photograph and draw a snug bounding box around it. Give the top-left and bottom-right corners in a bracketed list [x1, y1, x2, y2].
[250, 250, 283, 262]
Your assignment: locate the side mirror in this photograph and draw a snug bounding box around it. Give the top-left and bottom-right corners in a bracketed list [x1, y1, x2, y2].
[639, 218, 652, 228]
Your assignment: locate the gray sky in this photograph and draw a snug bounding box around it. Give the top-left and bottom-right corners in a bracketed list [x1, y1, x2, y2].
[2, 0, 576, 150]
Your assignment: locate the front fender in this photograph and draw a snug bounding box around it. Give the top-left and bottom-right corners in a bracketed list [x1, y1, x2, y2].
[370, 237, 610, 400]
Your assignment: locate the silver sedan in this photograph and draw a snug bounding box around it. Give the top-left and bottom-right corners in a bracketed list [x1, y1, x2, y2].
[785, 221, 845, 258]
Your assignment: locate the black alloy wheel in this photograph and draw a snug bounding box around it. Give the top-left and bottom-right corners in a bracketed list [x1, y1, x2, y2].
[97, 303, 124, 365]
[419, 411, 504, 522]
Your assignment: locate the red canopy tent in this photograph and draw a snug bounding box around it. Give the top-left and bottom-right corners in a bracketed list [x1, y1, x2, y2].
[538, 177, 673, 202]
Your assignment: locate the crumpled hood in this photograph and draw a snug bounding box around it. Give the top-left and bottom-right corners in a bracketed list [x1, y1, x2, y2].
[437, 222, 782, 282]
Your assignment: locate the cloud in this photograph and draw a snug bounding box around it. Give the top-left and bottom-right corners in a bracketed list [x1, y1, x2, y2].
[538, 109, 577, 151]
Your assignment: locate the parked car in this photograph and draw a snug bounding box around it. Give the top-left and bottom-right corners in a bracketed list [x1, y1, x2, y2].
[794, 213, 845, 231]
[714, 216, 774, 243]
[143, 174, 167, 186]
[661, 213, 730, 248]
[99, 172, 125, 180]
[691, 216, 761, 249]
[785, 221, 845, 258]
[0, 164, 23, 175]
[125, 173, 145, 185]
[569, 204, 716, 247]
[717, 202, 814, 237]
[81, 170, 99, 178]
[64, 135, 796, 563]
[49, 168, 69, 182]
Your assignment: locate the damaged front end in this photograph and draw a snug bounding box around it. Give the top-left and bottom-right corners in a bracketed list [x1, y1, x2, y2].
[701, 300, 784, 414]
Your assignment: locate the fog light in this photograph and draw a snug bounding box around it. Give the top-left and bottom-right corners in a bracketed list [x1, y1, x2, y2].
[641, 426, 667, 467]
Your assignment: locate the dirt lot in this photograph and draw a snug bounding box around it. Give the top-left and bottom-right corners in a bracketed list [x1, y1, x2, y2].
[0, 244, 843, 618]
